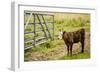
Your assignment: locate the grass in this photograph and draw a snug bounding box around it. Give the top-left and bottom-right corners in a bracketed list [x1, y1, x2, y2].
[59, 52, 90, 60]
[25, 39, 64, 53]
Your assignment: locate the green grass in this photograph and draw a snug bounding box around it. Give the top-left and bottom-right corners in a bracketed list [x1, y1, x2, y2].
[25, 39, 64, 53]
[59, 53, 90, 60]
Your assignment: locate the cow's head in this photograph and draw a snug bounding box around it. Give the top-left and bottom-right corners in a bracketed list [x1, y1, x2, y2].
[58, 29, 63, 40]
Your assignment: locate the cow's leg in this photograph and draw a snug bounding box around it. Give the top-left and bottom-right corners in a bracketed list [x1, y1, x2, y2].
[81, 40, 84, 53]
[67, 45, 69, 56]
[70, 44, 73, 56]
[81, 29, 85, 53]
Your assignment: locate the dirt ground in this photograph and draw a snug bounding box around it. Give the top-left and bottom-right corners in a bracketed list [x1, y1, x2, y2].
[24, 32, 90, 61]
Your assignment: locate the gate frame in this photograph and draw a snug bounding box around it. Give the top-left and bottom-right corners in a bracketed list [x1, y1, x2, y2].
[24, 11, 55, 49]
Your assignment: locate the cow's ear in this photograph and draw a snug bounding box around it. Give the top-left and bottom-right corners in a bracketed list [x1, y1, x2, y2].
[63, 31, 66, 34]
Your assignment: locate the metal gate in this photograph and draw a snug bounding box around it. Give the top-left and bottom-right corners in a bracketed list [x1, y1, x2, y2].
[24, 11, 54, 50]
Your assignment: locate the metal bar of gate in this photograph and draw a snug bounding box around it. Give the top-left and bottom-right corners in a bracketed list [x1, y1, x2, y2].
[33, 14, 36, 46]
[41, 15, 52, 38]
[36, 14, 48, 39]
[24, 13, 32, 29]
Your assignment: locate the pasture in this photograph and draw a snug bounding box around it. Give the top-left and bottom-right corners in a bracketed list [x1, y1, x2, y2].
[24, 12, 90, 61]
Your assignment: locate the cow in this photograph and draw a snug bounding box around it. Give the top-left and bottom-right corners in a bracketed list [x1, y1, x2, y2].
[58, 28, 85, 56]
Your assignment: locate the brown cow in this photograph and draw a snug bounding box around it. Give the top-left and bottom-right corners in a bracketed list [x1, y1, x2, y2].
[59, 28, 85, 56]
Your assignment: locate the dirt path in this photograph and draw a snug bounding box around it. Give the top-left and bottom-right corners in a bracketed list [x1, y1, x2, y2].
[25, 32, 90, 61]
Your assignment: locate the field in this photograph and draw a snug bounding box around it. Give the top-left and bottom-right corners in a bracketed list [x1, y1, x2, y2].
[24, 12, 90, 61]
